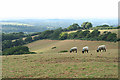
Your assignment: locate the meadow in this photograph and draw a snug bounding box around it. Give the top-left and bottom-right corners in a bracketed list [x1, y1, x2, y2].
[2, 40, 118, 78]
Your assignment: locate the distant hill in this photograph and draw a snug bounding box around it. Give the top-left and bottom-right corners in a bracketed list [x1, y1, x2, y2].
[0, 22, 55, 33]
[0, 18, 117, 33]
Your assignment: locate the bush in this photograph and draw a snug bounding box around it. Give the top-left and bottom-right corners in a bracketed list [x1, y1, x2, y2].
[59, 33, 68, 40]
[39, 52, 43, 54]
[58, 50, 68, 53]
[25, 36, 33, 43]
[99, 31, 117, 42]
[51, 46, 56, 49]
[2, 46, 36, 55]
[117, 38, 120, 41]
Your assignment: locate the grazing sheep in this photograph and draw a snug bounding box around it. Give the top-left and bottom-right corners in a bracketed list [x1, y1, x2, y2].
[97, 45, 106, 52]
[70, 47, 77, 53]
[82, 46, 88, 53]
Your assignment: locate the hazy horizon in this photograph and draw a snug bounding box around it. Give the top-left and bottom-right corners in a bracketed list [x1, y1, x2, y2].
[0, 18, 118, 21]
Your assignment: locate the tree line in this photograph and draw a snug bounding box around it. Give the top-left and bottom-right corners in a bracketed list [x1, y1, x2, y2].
[59, 30, 118, 42]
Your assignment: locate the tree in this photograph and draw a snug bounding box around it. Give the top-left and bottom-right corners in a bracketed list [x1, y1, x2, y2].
[51, 28, 63, 39]
[99, 31, 117, 41]
[76, 29, 82, 33]
[59, 32, 68, 40]
[41, 30, 54, 39]
[106, 33, 117, 41]
[33, 36, 40, 41]
[25, 36, 33, 43]
[81, 22, 92, 29]
[78, 30, 90, 38]
[13, 38, 25, 46]
[89, 29, 100, 38]
[67, 23, 80, 31]
[2, 40, 13, 50]
[99, 32, 111, 40]
[117, 26, 120, 29]
[2, 32, 25, 41]
[63, 28, 68, 31]
[102, 24, 109, 27]
[68, 32, 78, 39]
[96, 24, 110, 27]
[2, 46, 31, 55]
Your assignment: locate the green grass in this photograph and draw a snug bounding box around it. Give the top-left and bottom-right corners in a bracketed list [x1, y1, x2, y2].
[2, 40, 118, 78]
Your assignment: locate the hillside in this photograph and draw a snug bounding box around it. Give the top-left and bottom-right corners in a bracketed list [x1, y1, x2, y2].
[1, 22, 49, 33]
[3, 40, 118, 78]
[25, 40, 118, 54]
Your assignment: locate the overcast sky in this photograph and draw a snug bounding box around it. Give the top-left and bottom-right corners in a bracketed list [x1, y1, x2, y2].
[0, 0, 119, 20]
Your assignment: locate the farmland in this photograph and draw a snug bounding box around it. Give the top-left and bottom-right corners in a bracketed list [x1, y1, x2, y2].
[2, 40, 118, 78]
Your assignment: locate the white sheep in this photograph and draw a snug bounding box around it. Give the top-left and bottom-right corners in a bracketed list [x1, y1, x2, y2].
[70, 47, 77, 53]
[97, 45, 106, 52]
[82, 46, 89, 53]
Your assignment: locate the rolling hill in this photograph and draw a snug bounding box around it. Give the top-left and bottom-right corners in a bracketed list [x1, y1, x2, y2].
[1, 22, 48, 33]
[25, 40, 118, 54]
[2, 40, 118, 78]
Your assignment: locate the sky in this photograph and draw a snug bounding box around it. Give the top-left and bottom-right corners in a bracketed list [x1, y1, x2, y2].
[0, 0, 119, 20]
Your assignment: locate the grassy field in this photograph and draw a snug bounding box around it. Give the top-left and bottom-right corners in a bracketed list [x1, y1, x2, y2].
[2, 40, 118, 78]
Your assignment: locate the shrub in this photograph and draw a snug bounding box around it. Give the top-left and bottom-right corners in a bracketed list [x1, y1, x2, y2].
[51, 46, 56, 49]
[2, 46, 36, 55]
[59, 33, 68, 40]
[39, 52, 43, 54]
[58, 50, 68, 53]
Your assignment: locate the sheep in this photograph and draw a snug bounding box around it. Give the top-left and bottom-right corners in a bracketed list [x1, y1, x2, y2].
[82, 46, 88, 53]
[97, 45, 106, 52]
[70, 47, 77, 53]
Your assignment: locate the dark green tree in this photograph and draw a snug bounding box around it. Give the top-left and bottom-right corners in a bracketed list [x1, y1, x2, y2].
[106, 33, 117, 41]
[68, 32, 78, 39]
[117, 26, 120, 29]
[67, 23, 80, 31]
[41, 30, 54, 39]
[59, 33, 68, 40]
[2, 40, 13, 50]
[88, 29, 100, 38]
[99, 31, 117, 41]
[3, 46, 30, 55]
[13, 38, 25, 46]
[25, 36, 33, 43]
[51, 28, 63, 39]
[78, 30, 90, 38]
[81, 22, 92, 29]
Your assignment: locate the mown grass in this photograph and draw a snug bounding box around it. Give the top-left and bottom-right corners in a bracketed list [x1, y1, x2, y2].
[2, 40, 118, 78]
